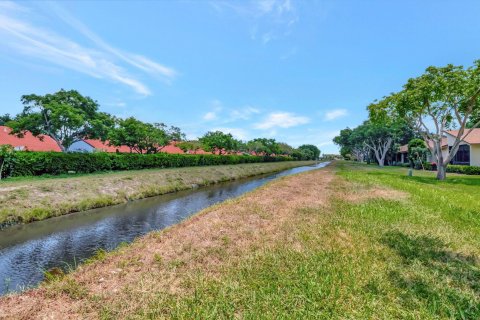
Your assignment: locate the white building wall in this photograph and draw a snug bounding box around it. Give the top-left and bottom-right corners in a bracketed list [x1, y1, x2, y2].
[470, 144, 480, 166]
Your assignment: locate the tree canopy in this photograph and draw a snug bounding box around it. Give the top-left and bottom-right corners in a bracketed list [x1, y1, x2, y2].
[199, 131, 239, 155]
[381, 61, 480, 179]
[8, 89, 113, 151]
[298, 144, 321, 160]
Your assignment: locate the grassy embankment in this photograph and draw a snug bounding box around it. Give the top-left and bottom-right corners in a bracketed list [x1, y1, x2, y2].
[1, 161, 479, 319]
[0, 161, 314, 227]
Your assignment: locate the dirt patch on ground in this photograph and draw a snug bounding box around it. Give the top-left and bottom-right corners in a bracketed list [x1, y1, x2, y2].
[0, 164, 334, 319]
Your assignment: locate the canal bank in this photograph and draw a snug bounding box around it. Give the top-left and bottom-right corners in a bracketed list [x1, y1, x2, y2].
[0, 161, 314, 228]
[0, 162, 329, 296]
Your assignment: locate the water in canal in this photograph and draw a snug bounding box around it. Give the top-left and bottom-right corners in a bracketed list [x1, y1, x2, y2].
[0, 162, 329, 295]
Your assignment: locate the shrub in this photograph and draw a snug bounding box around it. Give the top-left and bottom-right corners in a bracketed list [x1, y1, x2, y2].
[446, 164, 480, 175]
[7, 152, 293, 177]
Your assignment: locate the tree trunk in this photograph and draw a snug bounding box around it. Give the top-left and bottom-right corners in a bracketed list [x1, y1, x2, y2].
[436, 163, 447, 180]
[378, 157, 385, 167]
[0, 159, 4, 180]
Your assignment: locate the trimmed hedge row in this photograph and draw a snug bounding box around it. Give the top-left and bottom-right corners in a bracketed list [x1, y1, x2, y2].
[445, 164, 480, 175]
[7, 152, 292, 177]
[421, 162, 480, 175]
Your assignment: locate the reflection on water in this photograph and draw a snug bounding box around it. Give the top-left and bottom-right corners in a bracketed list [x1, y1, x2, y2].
[0, 162, 329, 295]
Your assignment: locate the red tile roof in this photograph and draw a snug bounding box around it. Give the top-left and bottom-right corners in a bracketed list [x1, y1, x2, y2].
[446, 129, 480, 144]
[0, 126, 62, 152]
[159, 143, 184, 154]
[84, 139, 131, 153]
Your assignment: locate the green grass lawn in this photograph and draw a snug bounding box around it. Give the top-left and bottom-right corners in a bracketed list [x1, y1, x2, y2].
[147, 162, 480, 319]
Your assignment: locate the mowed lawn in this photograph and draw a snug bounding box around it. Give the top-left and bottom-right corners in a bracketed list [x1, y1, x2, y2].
[1, 161, 479, 319]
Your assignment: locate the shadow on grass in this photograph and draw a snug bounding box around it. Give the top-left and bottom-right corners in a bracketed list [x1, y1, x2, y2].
[382, 231, 480, 318]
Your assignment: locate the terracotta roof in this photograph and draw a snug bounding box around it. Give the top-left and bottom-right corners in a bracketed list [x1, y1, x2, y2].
[160, 142, 184, 154]
[0, 126, 62, 152]
[446, 129, 480, 144]
[84, 139, 131, 153]
[427, 138, 448, 149]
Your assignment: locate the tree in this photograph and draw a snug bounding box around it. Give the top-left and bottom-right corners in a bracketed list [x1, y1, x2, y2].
[277, 142, 295, 155]
[334, 128, 369, 162]
[246, 138, 280, 156]
[0, 145, 15, 180]
[389, 61, 480, 180]
[177, 140, 204, 154]
[8, 89, 112, 151]
[298, 144, 320, 160]
[408, 138, 428, 169]
[155, 123, 186, 142]
[108, 117, 170, 154]
[0, 114, 12, 126]
[199, 131, 239, 155]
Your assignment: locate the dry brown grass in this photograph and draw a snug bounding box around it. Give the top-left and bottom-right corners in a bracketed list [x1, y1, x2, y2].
[0, 161, 313, 226]
[0, 164, 334, 319]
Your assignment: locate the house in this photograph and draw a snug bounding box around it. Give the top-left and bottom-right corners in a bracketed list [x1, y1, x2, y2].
[397, 129, 480, 166]
[445, 129, 480, 166]
[68, 139, 131, 153]
[0, 126, 62, 152]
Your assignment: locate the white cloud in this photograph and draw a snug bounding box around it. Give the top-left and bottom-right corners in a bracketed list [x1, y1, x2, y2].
[324, 109, 348, 121]
[0, 2, 176, 95]
[202, 99, 224, 121]
[203, 111, 217, 121]
[48, 3, 177, 80]
[254, 112, 309, 130]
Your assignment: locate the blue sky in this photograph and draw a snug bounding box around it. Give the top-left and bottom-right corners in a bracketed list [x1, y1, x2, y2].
[1, 0, 480, 153]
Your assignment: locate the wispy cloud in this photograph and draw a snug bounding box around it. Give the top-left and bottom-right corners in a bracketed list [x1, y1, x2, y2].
[202, 99, 223, 121]
[324, 109, 348, 121]
[229, 106, 260, 121]
[0, 1, 177, 95]
[254, 111, 309, 130]
[211, 0, 298, 44]
[203, 100, 260, 123]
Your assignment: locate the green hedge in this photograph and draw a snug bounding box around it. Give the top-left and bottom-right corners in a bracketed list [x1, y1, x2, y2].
[446, 164, 480, 175]
[6, 152, 292, 177]
[421, 162, 480, 175]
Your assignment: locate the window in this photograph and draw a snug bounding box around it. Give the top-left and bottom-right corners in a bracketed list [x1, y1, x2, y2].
[450, 145, 470, 165]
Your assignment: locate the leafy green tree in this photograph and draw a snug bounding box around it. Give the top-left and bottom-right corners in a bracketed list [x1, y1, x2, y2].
[109, 117, 169, 154]
[298, 144, 320, 160]
[0, 114, 12, 126]
[277, 142, 295, 155]
[0, 145, 15, 180]
[334, 128, 368, 162]
[385, 61, 480, 180]
[408, 139, 428, 169]
[155, 123, 186, 142]
[199, 131, 239, 155]
[246, 138, 280, 156]
[177, 140, 204, 154]
[8, 89, 113, 151]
